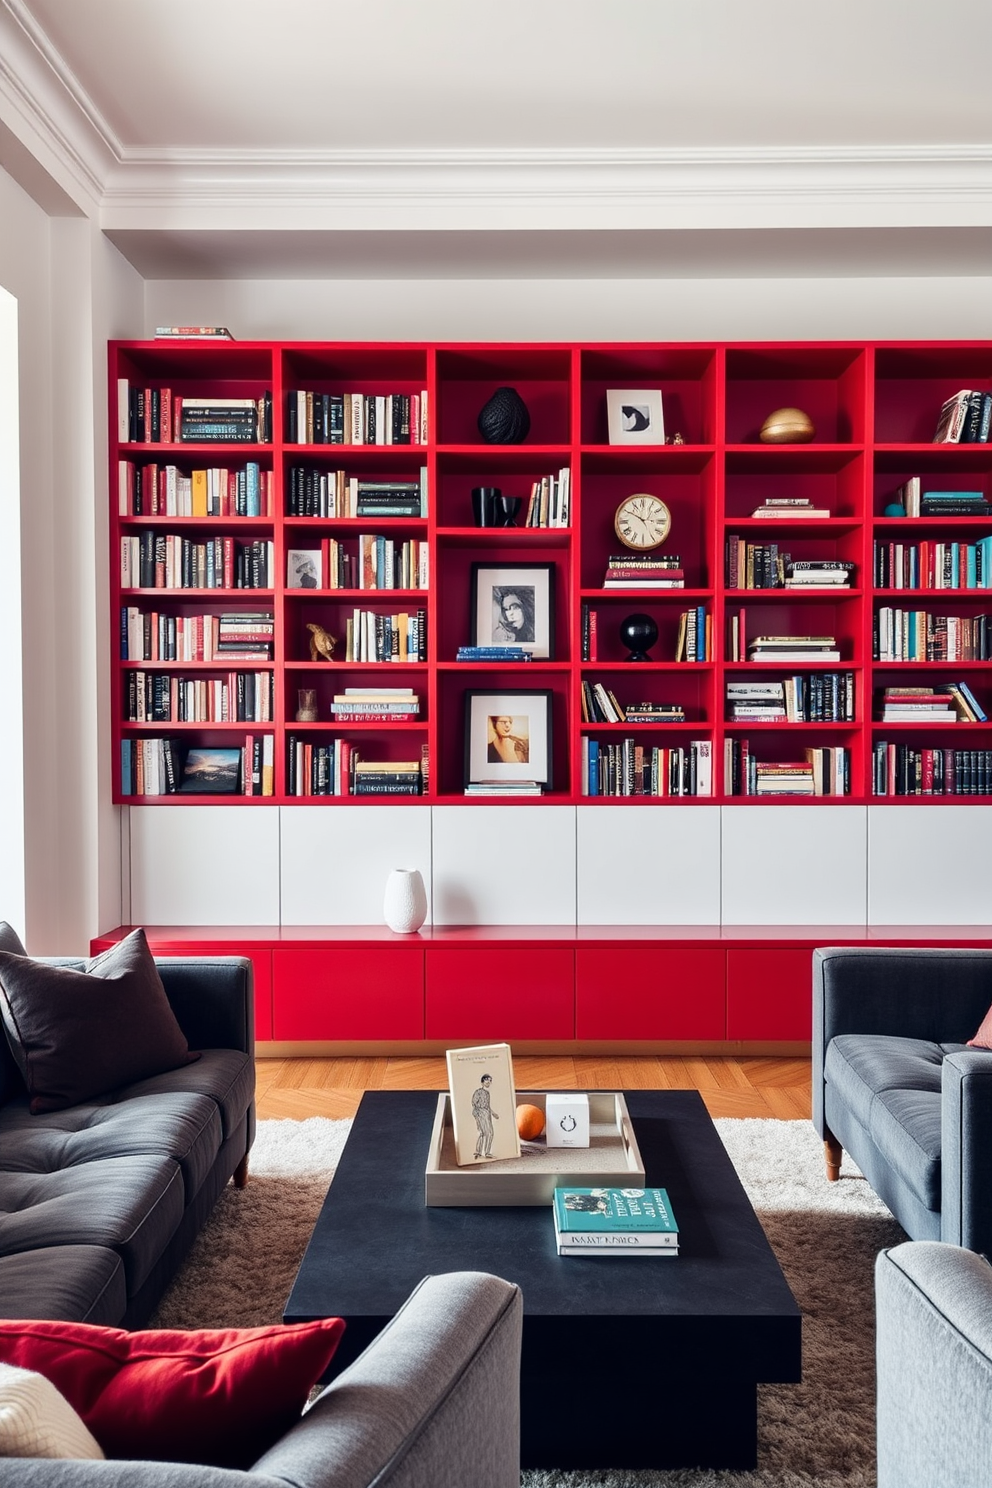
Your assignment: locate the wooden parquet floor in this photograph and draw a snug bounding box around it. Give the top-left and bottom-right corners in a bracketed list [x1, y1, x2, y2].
[255, 1054, 811, 1122]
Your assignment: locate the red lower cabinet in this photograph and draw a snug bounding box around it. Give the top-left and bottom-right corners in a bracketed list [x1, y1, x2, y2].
[576, 948, 726, 1040]
[272, 948, 424, 1040]
[726, 949, 813, 1041]
[426, 948, 574, 1040]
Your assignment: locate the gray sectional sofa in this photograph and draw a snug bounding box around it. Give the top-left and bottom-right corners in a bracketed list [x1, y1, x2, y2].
[813, 945, 992, 1254]
[0, 925, 255, 1328]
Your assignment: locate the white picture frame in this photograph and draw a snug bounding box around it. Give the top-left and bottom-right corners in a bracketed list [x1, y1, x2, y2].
[464, 689, 553, 788]
[607, 388, 665, 446]
[470, 563, 555, 659]
[287, 548, 322, 589]
[445, 1042, 520, 1166]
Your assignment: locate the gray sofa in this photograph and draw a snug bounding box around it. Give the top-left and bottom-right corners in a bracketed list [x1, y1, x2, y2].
[876, 1240, 992, 1488]
[3, 1270, 523, 1488]
[813, 945, 992, 1254]
[0, 927, 255, 1328]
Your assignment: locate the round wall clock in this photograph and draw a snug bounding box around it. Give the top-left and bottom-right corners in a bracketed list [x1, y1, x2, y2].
[614, 493, 671, 550]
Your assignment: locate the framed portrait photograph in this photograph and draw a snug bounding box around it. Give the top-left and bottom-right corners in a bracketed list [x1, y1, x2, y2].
[287, 548, 322, 589]
[470, 563, 555, 659]
[464, 689, 553, 789]
[606, 388, 665, 446]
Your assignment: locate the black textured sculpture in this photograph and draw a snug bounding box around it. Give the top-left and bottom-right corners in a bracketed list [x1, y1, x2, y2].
[477, 386, 531, 444]
[620, 613, 659, 663]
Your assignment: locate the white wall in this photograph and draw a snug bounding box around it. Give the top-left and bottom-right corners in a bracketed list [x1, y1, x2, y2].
[0, 283, 24, 931]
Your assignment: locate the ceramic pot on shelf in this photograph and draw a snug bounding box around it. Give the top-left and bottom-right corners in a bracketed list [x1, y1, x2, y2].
[383, 868, 428, 934]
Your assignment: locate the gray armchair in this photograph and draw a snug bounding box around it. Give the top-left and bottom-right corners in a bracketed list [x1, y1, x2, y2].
[3, 1270, 523, 1488]
[876, 1241, 992, 1488]
[813, 946, 992, 1255]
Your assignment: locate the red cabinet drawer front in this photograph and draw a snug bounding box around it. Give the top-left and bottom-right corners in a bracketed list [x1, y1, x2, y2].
[726, 949, 812, 1041]
[273, 949, 424, 1040]
[576, 948, 725, 1040]
[245, 952, 273, 1042]
[425, 948, 574, 1041]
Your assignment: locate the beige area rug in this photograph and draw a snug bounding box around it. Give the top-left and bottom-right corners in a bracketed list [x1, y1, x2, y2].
[151, 1116, 904, 1488]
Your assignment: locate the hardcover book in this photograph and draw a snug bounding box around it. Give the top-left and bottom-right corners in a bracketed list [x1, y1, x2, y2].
[444, 1043, 520, 1167]
[552, 1185, 679, 1255]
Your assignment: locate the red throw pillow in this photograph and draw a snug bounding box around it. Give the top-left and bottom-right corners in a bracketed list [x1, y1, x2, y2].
[0, 1316, 345, 1468]
[968, 1006, 992, 1048]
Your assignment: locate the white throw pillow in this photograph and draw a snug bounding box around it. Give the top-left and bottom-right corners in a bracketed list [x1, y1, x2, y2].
[0, 1361, 105, 1459]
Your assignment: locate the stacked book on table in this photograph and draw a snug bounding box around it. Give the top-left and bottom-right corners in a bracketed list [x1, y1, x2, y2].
[602, 554, 684, 588]
[552, 1186, 679, 1257]
[747, 635, 841, 663]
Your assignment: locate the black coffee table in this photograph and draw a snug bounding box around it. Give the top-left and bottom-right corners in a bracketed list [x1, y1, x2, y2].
[284, 1089, 801, 1471]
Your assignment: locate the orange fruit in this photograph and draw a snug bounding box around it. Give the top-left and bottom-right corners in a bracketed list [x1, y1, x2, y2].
[516, 1103, 546, 1140]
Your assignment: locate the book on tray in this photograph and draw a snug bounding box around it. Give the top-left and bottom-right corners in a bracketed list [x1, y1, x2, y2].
[552, 1185, 679, 1256]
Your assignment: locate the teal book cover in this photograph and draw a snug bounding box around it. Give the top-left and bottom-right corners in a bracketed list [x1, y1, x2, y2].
[553, 1186, 678, 1236]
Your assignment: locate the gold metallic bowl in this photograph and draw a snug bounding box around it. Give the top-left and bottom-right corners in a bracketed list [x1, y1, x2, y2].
[759, 407, 816, 443]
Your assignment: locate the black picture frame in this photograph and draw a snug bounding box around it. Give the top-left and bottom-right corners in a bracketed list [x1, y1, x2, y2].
[464, 689, 554, 789]
[178, 746, 242, 794]
[469, 562, 555, 659]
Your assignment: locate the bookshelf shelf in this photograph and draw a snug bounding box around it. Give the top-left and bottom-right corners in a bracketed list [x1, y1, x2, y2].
[109, 338, 992, 803]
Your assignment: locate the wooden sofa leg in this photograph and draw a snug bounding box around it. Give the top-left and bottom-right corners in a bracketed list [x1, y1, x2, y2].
[233, 1153, 249, 1189]
[824, 1134, 842, 1182]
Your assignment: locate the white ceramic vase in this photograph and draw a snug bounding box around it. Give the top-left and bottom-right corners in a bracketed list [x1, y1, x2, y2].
[383, 868, 428, 934]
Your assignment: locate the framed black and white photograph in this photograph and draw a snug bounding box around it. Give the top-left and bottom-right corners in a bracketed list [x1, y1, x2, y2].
[607, 388, 665, 446]
[179, 747, 242, 794]
[287, 548, 322, 589]
[470, 563, 555, 659]
[464, 690, 553, 788]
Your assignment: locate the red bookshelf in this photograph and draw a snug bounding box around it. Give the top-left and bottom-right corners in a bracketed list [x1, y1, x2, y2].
[109, 339, 992, 804]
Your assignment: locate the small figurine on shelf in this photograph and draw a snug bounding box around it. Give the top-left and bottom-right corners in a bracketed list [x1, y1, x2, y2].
[306, 623, 337, 661]
[759, 407, 816, 444]
[666, 432, 685, 445]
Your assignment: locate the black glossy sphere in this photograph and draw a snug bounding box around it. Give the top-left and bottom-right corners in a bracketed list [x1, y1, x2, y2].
[620, 612, 658, 662]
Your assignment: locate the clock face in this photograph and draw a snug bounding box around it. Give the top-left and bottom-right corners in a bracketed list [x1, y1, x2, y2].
[614, 493, 671, 550]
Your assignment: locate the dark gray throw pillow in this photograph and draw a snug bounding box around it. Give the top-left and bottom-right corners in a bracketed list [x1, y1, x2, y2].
[0, 928, 199, 1114]
[0, 923, 28, 1104]
[0, 922, 27, 956]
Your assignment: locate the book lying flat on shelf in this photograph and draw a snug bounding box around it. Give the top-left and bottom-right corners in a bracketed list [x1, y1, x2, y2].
[552, 1185, 679, 1256]
[154, 326, 235, 339]
[751, 498, 831, 518]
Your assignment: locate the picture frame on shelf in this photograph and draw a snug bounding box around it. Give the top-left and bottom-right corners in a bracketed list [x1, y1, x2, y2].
[464, 689, 553, 790]
[470, 562, 555, 659]
[287, 548, 322, 589]
[607, 388, 665, 446]
[178, 747, 242, 794]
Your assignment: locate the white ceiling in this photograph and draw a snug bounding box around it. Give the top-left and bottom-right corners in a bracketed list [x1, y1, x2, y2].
[3, 0, 992, 278]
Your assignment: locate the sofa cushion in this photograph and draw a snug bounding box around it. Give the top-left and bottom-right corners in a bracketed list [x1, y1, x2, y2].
[826, 1034, 947, 1132]
[0, 929, 199, 1115]
[0, 1091, 223, 1206]
[0, 1317, 346, 1469]
[0, 1155, 184, 1294]
[0, 1362, 105, 1460]
[118, 1049, 254, 1142]
[869, 1087, 944, 1213]
[0, 1248, 126, 1326]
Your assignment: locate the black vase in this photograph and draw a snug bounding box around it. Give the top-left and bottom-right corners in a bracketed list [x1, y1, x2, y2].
[477, 386, 531, 444]
[620, 613, 659, 663]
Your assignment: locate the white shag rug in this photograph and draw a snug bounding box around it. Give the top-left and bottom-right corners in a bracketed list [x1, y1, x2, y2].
[151, 1116, 904, 1488]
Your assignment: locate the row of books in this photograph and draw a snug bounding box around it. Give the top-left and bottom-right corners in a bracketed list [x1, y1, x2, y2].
[120, 609, 274, 663]
[121, 534, 274, 591]
[675, 607, 711, 662]
[726, 673, 855, 724]
[726, 538, 853, 589]
[522, 468, 571, 528]
[285, 390, 428, 446]
[724, 740, 851, 796]
[552, 1186, 678, 1258]
[874, 609, 992, 662]
[117, 385, 273, 445]
[877, 684, 986, 723]
[602, 554, 684, 588]
[286, 467, 428, 518]
[342, 607, 427, 663]
[123, 670, 274, 724]
[286, 537, 429, 592]
[582, 737, 713, 797]
[873, 536, 992, 590]
[286, 737, 427, 795]
[120, 736, 274, 796]
[118, 459, 271, 519]
[932, 391, 992, 444]
[329, 689, 420, 721]
[580, 681, 685, 725]
[874, 744, 992, 796]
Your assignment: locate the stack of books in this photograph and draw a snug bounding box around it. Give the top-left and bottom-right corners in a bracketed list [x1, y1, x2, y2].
[932, 390, 992, 444]
[754, 761, 816, 795]
[216, 611, 274, 660]
[154, 326, 234, 340]
[919, 490, 992, 518]
[784, 560, 855, 588]
[330, 689, 420, 722]
[623, 702, 686, 723]
[877, 687, 958, 723]
[726, 681, 786, 720]
[464, 781, 543, 796]
[353, 760, 423, 796]
[355, 480, 424, 517]
[178, 397, 263, 444]
[748, 635, 841, 663]
[552, 1186, 679, 1257]
[602, 554, 684, 588]
[750, 497, 831, 518]
[456, 645, 531, 662]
